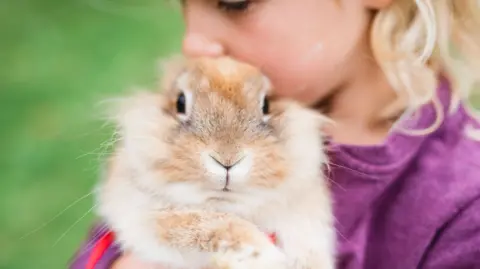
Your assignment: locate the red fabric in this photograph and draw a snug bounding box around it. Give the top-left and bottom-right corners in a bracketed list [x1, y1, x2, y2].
[85, 230, 276, 269]
[86, 231, 115, 269]
[268, 232, 277, 245]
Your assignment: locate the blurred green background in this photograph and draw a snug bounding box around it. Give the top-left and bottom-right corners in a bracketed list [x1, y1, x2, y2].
[1, 0, 183, 268]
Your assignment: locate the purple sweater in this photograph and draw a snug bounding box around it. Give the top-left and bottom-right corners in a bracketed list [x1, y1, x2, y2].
[70, 79, 480, 269]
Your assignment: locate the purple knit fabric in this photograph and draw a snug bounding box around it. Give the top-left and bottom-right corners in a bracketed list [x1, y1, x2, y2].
[70, 78, 480, 269]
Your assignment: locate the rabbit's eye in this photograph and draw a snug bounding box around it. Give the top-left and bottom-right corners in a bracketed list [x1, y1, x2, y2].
[174, 89, 193, 122]
[176, 92, 186, 114]
[262, 96, 269, 114]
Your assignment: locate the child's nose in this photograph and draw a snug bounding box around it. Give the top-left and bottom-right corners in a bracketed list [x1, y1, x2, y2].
[182, 33, 225, 58]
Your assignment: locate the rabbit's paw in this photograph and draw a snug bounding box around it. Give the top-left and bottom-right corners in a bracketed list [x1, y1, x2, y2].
[212, 242, 287, 269]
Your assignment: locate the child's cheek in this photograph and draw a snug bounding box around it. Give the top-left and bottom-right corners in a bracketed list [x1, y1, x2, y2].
[261, 45, 337, 105]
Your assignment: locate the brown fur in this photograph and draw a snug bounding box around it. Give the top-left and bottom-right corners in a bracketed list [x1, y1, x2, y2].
[155, 210, 267, 252]
[99, 55, 334, 269]
[149, 55, 289, 187]
[162, 56, 269, 109]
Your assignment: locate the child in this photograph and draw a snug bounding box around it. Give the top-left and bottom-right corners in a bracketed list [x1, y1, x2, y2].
[70, 0, 480, 268]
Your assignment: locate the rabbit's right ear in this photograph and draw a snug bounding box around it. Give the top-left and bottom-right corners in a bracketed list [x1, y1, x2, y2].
[156, 54, 188, 92]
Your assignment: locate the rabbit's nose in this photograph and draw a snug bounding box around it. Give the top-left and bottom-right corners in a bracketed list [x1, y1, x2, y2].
[202, 151, 253, 185]
[210, 155, 232, 171]
[210, 155, 245, 171]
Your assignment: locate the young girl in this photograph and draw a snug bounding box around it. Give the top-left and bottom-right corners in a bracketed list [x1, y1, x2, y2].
[70, 0, 480, 268]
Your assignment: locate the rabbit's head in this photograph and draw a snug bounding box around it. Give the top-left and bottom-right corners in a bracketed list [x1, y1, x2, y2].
[103, 56, 329, 216]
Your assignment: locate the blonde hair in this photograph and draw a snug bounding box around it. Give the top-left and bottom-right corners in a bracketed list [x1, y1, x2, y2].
[370, 0, 480, 138]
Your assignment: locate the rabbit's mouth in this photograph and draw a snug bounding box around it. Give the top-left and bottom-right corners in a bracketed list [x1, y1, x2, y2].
[222, 186, 231, 192]
[222, 173, 231, 192]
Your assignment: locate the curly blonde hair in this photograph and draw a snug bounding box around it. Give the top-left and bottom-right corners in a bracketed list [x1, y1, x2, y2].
[370, 0, 480, 138]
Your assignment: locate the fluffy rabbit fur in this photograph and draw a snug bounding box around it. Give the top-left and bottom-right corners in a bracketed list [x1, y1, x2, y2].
[95, 56, 335, 269]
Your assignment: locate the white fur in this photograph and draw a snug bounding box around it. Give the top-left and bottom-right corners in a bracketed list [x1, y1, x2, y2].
[98, 170, 210, 269]
[213, 241, 287, 269]
[228, 153, 253, 184]
[99, 77, 335, 269]
[201, 152, 228, 184]
[98, 172, 334, 269]
[176, 72, 191, 92]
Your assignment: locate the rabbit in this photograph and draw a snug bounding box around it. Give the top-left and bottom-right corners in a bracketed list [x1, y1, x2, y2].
[94, 55, 336, 269]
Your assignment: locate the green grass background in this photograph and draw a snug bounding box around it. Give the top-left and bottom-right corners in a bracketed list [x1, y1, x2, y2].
[1, 1, 183, 268]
